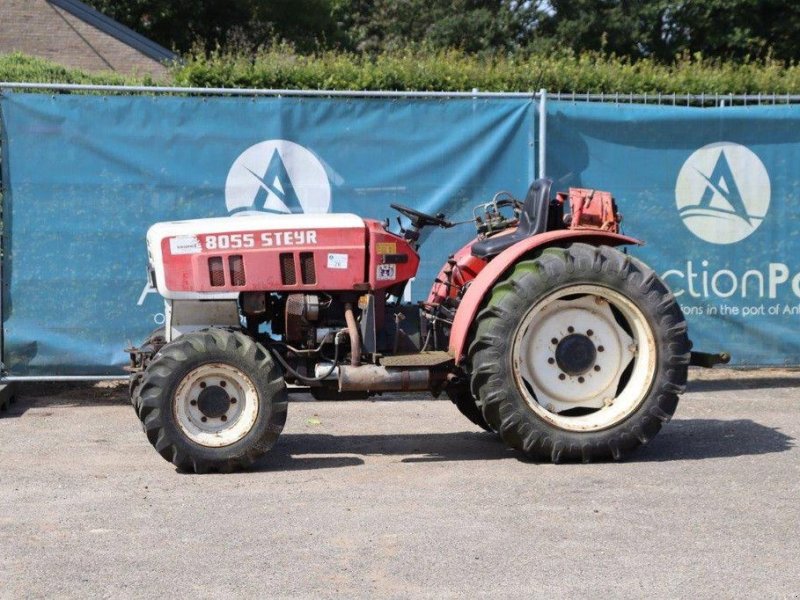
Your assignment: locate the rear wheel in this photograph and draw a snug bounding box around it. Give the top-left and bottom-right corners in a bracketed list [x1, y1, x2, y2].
[137, 329, 287, 473]
[446, 387, 492, 431]
[468, 244, 689, 462]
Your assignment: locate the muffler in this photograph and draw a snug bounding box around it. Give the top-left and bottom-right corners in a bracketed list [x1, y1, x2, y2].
[337, 364, 434, 392]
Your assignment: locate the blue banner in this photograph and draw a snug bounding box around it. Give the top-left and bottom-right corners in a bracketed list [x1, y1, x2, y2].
[0, 92, 535, 375]
[547, 101, 800, 365]
[3, 92, 799, 373]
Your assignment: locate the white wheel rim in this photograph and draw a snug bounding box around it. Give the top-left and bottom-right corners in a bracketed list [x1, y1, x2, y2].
[511, 284, 657, 432]
[173, 363, 260, 447]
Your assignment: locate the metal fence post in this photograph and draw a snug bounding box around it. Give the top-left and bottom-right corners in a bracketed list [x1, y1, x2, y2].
[0, 95, 15, 411]
[538, 88, 547, 179]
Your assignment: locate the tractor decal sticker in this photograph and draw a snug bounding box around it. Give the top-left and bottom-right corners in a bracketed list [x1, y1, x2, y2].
[199, 230, 319, 251]
[376, 264, 396, 281]
[169, 235, 202, 255]
[327, 253, 349, 269]
[375, 242, 397, 254]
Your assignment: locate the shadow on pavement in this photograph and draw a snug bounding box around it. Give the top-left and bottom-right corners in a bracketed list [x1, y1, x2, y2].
[0, 383, 128, 417]
[252, 431, 515, 472]
[688, 376, 800, 393]
[628, 418, 793, 461]
[252, 418, 793, 471]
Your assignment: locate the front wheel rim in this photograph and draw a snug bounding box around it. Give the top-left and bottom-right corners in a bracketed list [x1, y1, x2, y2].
[173, 363, 260, 447]
[511, 284, 657, 432]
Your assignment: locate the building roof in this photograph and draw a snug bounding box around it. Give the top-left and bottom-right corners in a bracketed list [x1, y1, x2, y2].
[47, 0, 176, 63]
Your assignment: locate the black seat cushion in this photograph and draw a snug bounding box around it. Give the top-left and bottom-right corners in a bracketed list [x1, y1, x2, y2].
[471, 178, 553, 260]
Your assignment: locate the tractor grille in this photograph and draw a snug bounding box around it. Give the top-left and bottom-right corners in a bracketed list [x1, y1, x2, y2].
[299, 252, 316, 284]
[280, 252, 296, 285]
[228, 255, 246, 286]
[208, 257, 224, 287]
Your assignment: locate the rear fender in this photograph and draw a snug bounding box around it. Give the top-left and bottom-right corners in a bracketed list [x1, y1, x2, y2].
[448, 229, 642, 364]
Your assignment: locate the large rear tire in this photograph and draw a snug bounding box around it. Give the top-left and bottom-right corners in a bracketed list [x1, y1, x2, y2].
[137, 329, 287, 473]
[468, 244, 689, 462]
[446, 387, 492, 431]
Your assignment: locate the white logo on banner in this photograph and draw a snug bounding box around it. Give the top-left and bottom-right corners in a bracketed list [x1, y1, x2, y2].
[675, 142, 770, 245]
[225, 140, 331, 214]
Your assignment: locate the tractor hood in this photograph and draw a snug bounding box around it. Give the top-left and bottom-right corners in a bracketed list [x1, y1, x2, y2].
[147, 213, 367, 300]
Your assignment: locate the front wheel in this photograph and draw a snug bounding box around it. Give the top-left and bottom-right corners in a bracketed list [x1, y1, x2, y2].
[468, 244, 689, 462]
[137, 329, 287, 473]
[129, 327, 167, 415]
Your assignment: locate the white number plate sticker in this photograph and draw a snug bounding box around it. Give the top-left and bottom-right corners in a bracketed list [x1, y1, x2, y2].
[170, 235, 202, 255]
[327, 253, 349, 269]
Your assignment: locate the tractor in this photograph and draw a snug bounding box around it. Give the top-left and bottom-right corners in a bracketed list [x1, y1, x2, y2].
[127, 178, 726, 473]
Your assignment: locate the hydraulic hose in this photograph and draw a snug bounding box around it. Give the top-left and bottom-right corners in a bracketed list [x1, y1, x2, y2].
[344, 302, 361, 366]
[268, 333, 341, 383]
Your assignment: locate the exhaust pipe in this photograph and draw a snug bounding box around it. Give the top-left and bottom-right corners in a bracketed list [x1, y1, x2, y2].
[337, 364, 436, 392]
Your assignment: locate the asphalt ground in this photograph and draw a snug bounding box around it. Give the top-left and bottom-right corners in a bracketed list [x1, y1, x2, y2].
[0, 369, 798, 599]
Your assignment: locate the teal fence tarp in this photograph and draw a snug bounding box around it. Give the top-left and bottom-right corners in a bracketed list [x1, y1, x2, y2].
[1, 92, 799, 374]
[548, 100, 800, 365]
[0, 93, 535, 375]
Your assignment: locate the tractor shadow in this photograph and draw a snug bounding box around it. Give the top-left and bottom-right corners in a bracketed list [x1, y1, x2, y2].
[253, 418, 793, 471]
[0, 382, 128, 417]
[633, 418, 794, 462]
[687, 375, 800, 393]
[253, 430, 515, 472]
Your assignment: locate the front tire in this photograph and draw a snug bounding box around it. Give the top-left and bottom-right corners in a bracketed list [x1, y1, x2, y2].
[468, 244, 689, 462]
[129, 327, 167, 416]
[137, 329, 287, 473]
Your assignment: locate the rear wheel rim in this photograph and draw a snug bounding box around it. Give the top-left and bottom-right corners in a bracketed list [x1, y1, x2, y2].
[511, 284, 657, 432]
[173, 363, 260, 447]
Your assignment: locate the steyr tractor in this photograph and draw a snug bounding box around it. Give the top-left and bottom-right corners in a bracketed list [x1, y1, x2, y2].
[127, 179, 725, 473]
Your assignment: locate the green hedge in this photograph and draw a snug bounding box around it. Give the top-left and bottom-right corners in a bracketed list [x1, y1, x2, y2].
[3, 48, 800, 94]
[173, 48, 800, 94]
[0, 52, 152, 85]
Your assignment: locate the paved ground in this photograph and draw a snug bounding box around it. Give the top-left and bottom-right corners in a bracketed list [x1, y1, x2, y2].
[0, 369, 798, 599]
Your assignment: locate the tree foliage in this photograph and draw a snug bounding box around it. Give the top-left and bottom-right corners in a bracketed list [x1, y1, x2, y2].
[538, 0, 800, 63]
[68, 0, 800, 63]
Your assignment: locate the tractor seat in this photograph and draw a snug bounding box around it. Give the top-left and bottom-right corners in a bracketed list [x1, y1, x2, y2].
[471, 178, 553, 260]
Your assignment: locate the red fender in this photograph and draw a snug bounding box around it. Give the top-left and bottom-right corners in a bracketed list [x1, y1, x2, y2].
[448, 229, 642, 364]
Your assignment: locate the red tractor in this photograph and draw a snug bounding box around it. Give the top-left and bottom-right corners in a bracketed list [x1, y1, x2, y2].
[128, 179, 722, 473]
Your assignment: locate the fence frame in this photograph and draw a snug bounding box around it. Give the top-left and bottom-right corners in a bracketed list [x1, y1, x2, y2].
[1, 82, 799, 380]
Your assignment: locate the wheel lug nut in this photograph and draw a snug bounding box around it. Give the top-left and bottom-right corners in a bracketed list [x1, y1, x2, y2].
[230, 398, 237, 404]
[567, 326, 574, 333]
[201, 416, 207, 422]
[587, 329, 593, 336]
[598, 345, 605, 352]
[220, 381, 226, 388]
[578, 376, 585, 383]
[547, 358, 555, 365]
[199, 382, 206, 388]
[558, 373, 566, 380]
[551, 337, 559, 345]
[594, 365, 601, 371]
[221, 415, 227, 422]
[190, 400, 197, 406]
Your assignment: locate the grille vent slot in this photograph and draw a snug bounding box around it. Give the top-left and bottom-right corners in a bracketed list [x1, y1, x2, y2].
[280, 253, 296, 285]
[299, 252, 316, 284]
[229, 255, 246, 286]
[208, 256, 224, 287]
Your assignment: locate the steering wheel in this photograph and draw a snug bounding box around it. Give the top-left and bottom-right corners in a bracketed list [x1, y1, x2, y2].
[390, 203, 452, 228]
